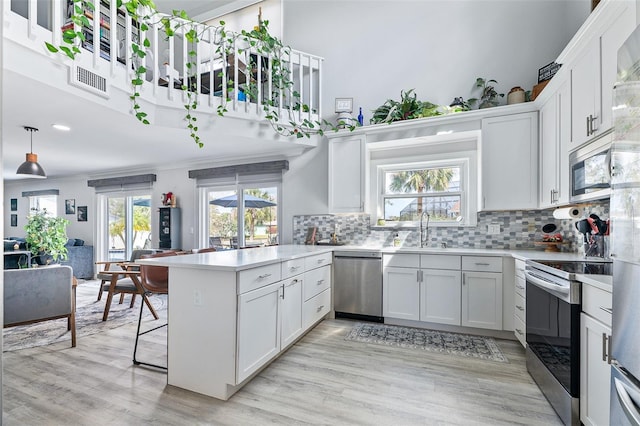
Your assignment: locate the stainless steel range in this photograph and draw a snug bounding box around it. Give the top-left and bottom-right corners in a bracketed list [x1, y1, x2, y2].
[524, 259, 612, 426]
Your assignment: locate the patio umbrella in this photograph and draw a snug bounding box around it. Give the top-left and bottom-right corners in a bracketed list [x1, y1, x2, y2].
[210, 194, 276, 208]
[133, 198, 151, 207]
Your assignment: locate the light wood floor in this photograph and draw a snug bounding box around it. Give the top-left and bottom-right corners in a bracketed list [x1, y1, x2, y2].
[2, 295, 562, 425]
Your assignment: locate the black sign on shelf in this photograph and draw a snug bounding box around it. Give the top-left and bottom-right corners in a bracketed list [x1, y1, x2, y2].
[538, 61, 562, 83]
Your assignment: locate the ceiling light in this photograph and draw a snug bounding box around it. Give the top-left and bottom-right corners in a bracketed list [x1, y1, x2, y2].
[52, 124, 70, 131]
[16, 126, 46, 179]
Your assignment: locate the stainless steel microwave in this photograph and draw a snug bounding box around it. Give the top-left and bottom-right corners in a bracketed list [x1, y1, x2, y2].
[569, 132, 612, 203]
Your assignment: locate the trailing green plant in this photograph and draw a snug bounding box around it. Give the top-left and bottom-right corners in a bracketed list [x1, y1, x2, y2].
[24, 209, 69, 264]
[45, 0, 346, 147]
[468, 77, 504, 109]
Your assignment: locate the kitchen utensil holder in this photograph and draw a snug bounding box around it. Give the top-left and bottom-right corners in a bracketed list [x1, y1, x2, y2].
[584, 235, 607, 259]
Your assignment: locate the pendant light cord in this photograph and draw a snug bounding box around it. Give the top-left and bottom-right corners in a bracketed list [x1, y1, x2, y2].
[24, 126, 39, 154]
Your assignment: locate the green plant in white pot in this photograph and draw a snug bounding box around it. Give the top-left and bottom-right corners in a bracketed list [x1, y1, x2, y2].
[24, 209, 70, 265]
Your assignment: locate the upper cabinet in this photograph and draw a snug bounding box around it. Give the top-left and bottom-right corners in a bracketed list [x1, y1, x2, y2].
[539, 78, 570, 208]
[481, 111, 539, 211]
[328, 135, 366, 213]
[568, 0, 637, 149]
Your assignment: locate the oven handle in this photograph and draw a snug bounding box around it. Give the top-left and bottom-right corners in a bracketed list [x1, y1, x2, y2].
[525, 271, 570, 295]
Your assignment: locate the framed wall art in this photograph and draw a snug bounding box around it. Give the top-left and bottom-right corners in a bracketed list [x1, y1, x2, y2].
[335, 98, 353, 113]
[10, 214, 17, 227]
[65, 199, 76, 214]
[10, 198, 17, 211]
[77, 206, 87, 222]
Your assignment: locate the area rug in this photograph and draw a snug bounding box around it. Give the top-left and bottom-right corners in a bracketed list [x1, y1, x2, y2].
[344, 322, 508, 363]
[3, 280, 167, 352]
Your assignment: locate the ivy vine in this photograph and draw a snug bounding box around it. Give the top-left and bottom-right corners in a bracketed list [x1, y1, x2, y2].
[45, 0, 348, 148]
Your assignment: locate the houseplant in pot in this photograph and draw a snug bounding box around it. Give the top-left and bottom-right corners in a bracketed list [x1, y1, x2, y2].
[24, 209, 69, 265]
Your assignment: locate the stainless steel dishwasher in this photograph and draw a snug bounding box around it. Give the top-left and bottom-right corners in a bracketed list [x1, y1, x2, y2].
[333, 250, 383, 322]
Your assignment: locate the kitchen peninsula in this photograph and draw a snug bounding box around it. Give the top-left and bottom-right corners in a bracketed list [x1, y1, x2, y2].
[138, 245, 334, 400]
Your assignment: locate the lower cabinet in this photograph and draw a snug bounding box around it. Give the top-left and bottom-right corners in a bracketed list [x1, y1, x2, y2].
[383, 266, 420, 321]
[580, 283, 613, 426]
[383, 254, 503, 331]
[237, 282, 282, 383]
[420, 269, 461, 325]
[281, 276, 303, 348]
[514, 259, 526, 347]
[461, 271, 503, 330]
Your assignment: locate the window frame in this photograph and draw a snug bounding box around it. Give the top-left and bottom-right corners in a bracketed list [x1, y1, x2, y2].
[29, 194, 57, 216]
[372, 152, 478, 227]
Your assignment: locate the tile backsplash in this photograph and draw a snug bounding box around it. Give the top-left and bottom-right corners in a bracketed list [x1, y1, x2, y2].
[292, 201, 609, 252]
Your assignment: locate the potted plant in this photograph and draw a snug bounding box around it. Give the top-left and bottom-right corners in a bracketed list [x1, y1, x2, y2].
[468, 77, 504, 109]
[24, 209, 70, 265]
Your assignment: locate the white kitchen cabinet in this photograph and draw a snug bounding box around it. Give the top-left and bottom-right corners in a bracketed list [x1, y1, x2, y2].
[461, 271, 503, 330]
[280, 276, 303, 348]
[328, 135, 365, 213]
[481, 112, 538, 211]
[570, 0, 636, 149]
[237, 281, 282, 383]
[539, 77, 570, 209]
[580, 313, 611, 426]
[383, 266, 420, 321]
[513, 259, 526, 347]
[580, 282, 613, 426]
[420, 268, 461, 325]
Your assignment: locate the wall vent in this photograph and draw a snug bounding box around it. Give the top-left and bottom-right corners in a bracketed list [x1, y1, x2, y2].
[69, 65, 109, 98]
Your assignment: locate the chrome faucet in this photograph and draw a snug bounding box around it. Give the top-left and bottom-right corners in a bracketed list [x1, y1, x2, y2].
[420, 211, 430, 248]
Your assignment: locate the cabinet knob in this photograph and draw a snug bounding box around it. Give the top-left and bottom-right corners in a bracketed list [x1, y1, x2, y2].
[515, 328, 524, 336]
[316, 305, 324, 313]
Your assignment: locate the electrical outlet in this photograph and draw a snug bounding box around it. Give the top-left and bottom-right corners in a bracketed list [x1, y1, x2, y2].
[487, 224, 501, 235]
[194, 289, 202, 306]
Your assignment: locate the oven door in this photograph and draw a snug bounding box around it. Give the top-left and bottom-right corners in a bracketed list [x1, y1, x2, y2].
[526, 271, 581, 397]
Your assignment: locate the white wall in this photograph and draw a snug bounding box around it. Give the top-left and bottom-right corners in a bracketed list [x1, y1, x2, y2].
[282, 0, 589, 125]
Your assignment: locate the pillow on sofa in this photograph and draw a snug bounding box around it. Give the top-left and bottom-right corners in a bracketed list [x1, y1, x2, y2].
[65, 239, 76, 247]
[74, 239, 85, 246]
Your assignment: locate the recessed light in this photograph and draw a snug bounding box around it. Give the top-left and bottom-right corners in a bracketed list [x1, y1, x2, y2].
[52, 124, 71, 131]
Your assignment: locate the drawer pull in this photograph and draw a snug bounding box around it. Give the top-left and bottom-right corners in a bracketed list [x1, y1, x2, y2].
[317, 259, 325, 264]
[516, 305, 524, 311]
[515, 328, 524, 336]
[475, 262, 490, 266]
[516, 285, 525, 291]
[289, 266, 301, 271]
[600, 306, 613, 315]
[317, 279, 325, 285]
[316, 305, 325, 313]
[257, 273, 272, 279]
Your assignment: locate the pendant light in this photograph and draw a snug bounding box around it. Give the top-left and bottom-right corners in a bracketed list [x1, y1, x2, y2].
[16, 126, 46, 178]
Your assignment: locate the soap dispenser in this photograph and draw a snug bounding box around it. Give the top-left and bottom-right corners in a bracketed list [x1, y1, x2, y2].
[393, 233, 400, 247]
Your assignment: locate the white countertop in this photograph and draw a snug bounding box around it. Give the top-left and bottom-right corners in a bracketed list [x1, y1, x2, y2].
[137, 245, 334, 272]
[576, 273, 613, 292]
[138, 243, 605, 272]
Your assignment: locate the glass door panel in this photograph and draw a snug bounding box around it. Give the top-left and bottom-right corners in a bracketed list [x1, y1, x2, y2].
[107, 195, 151, 261]
[208, 189, 238, 249]
[243, 187, 278, 247]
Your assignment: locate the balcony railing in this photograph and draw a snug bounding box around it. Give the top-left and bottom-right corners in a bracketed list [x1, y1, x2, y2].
[5, 0, 323, 127]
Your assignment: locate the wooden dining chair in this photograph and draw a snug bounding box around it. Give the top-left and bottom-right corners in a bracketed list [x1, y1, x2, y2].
[132, 251, 177, 370]
[95, 249, 154, 301]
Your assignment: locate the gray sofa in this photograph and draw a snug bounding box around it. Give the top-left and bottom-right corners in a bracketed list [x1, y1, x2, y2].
[62, 244, 94, 279]
[4, 265, 76, 347]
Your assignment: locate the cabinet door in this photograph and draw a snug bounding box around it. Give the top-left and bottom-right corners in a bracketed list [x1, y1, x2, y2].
[600, 1, 636, 135]
[580, 313, 612, 426]
[328, 136, 364, 213]
[539, 97, 558, 208]
[281, 277, 303, 348]
[556, 78, 571, 205]
[571, 41, 599, 148]
[383, 266, 419, 320]
[420, 269, 461, 325]
[481, 112, 538, 211]
[461, 271, 503, 330]
[237, 282, 281, 383]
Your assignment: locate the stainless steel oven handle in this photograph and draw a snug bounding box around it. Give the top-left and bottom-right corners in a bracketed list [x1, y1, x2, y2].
[615, 377, 640, 426]
[524, 271, 570, 295]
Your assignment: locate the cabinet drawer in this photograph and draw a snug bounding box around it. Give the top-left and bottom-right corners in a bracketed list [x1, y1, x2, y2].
[305, 252, 332, 270]
[303, 265, 331, 301]
[582, 283, 612, 326]
[420, 254, 461, 270]
[383, 254, 420, 268]
[282, 258, 305, 279]
[515, 259, 526, 279]
[238, 262, 282, 294]
[303, 288, 331, 329]
[514, 291, 526, 322]
[515, 275, 526, 297]
[514, 315, 526, 348]
[462, 256, 503, 273]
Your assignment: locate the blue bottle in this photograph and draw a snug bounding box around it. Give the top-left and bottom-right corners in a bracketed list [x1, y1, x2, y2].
[357, 107, 364, 126]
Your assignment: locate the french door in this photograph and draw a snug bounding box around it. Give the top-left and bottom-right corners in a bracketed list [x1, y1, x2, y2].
[100, 193, 151, 261]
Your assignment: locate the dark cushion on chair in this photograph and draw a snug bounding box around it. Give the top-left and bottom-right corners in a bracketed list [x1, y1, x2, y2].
[65, 239, 76, 247]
